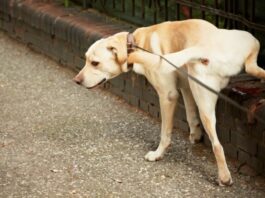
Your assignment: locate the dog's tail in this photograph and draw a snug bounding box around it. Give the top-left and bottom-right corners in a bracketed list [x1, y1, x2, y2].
[245, 39, 265, 79]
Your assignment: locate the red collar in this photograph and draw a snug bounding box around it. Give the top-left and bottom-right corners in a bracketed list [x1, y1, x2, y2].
[127, 33, 135, 70]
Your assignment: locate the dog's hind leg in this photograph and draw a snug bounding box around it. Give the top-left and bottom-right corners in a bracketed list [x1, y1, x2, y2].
[164, 46, 209, 68]
[245, 40, 265, 79]
[128, 47, 209, 73]
[199, 111, 232, 186]
[188, 69, 232, 186]
[181, 88, 202, 144]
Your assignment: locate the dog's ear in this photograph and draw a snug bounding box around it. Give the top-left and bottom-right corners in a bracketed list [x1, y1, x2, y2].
[107, 38, 127, 65]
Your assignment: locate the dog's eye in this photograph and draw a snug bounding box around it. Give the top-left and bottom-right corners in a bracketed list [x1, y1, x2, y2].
[91, 61, 99, 67]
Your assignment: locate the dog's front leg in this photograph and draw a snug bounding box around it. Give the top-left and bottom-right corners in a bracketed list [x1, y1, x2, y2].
[145, 90, 178, 161]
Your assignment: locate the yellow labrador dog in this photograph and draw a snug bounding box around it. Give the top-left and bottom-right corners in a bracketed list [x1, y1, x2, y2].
[74, 19, 265, 186]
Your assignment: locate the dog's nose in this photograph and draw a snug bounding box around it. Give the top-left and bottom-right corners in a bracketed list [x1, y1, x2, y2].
[73, 74, 83, 85]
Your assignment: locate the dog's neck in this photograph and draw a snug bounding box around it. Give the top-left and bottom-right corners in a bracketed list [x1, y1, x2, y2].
[125, 32, 147, 75]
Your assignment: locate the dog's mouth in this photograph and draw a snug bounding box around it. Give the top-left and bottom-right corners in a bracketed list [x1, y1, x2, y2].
[86, 78, 106, 89]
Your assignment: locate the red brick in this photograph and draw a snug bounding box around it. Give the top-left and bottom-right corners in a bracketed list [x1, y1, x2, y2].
[148, 103, 160, 119]
[248, 157, 264, 174]
[223, 143, 238, 159]
[238, 149, 251, 164]
[257, 144, 265, 160]
[139, 99, 149, 112]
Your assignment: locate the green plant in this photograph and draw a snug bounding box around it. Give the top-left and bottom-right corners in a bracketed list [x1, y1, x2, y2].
[64, 0, 69, 7]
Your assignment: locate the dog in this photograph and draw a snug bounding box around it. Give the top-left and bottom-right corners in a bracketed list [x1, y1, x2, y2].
[73, 19, 265, 186]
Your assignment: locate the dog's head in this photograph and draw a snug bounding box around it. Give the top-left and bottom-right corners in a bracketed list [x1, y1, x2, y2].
[73, 32, 129, 88]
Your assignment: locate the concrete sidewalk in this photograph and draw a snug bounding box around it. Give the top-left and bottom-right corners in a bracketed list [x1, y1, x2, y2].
[0, 31, 264, 197]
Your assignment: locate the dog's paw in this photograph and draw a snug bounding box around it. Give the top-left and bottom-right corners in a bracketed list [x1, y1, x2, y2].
[189, 133, 202, 144]
[218, 172, 233, 186]
[144, 151, 163, 162]
[218, 177, 233, 187]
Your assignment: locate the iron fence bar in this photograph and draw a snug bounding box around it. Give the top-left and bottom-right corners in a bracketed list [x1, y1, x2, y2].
[141, 0, 145, 19]
[250, 0, 255, 22]
[122, 0, 125, 12]
[234, 0, 238, 29]
[132, 0, 135, 16]
[176, 0, 265, 32]
[231, 0, 234, 28]
[214, 0, 219, 27]
[228, 0, 232, 28]
[177, 3, 180, 20]
[201, 0, 205, 19]
[149, 0, 152, 8]
[243, 0, 248, 30]
[189, 0, 193, 19]
[112, 0, 115, 9]
[250, 0, 255, 34]
[164, 0, 168, 21]
[154, 0, 157, 24]
[223, 0, 228, 28]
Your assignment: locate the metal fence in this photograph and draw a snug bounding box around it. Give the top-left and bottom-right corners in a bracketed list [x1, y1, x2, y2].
[73, 0, 265, 64]
[74, 0, 264, 32]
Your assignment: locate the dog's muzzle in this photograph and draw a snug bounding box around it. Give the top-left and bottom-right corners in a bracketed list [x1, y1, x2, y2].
[86, 78, 106, 89]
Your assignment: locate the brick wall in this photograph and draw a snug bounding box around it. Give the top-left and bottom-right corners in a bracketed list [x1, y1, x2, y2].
[1, 0, 265, 175]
